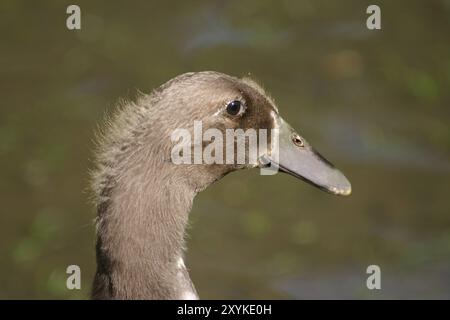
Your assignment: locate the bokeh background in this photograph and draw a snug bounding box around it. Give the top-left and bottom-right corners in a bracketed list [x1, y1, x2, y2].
[1, 0, 449, 299]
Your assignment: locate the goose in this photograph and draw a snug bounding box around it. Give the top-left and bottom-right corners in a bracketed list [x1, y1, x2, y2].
[90, 71, 351, 300]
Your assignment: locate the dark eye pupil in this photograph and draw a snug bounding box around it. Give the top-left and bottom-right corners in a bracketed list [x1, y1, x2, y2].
[226, 100, 241, 115]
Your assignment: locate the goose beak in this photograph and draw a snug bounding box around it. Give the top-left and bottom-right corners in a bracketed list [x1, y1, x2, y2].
[261, 117, 352, 196]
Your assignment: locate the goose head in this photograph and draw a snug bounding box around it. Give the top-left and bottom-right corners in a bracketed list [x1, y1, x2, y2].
[158, 71, 351, 195]
[92, 71, 351, 300]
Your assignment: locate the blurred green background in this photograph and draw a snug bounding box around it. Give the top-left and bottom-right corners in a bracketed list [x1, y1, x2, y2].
[1, 0, 449, 299]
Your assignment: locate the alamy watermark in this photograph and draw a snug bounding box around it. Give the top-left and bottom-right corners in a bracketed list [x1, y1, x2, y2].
[66, 5, 81, 30]
[366, 5, 381, 30]
[170, 120, 280, 175]
[66, 264, 81, 290]
[366, 265, 381, 290]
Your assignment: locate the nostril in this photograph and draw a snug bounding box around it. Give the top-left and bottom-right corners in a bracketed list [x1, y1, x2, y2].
[292, 133, 304, 148]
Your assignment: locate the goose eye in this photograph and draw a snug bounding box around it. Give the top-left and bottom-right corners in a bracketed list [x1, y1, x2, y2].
[226, 100, 243, 116]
